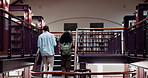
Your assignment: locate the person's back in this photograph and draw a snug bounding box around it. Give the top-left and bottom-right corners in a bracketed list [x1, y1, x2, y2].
[38, 31, 56, 56]
[59, 31, 73, 78]
[61, 42, 71, 55]
[38, 25, 57, 78]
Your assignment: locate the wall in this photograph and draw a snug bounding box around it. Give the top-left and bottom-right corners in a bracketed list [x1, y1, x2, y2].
[19, 0, 143, 31]
[131, 60, 148, 69]
[87, 64, 103, 78]
[87, 63, 124, 78]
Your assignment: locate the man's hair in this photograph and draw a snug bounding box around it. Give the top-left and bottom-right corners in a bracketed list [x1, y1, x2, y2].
[43, 25, 49, 31]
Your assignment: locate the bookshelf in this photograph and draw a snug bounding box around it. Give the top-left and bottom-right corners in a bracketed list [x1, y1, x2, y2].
[77, 31, 121, 54]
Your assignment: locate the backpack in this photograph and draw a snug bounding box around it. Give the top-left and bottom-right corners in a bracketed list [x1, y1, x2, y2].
[61, 43, 71, 55]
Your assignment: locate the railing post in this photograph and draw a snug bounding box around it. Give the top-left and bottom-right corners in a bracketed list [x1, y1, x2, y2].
[7, 49, 11, 59]
[21, 22, 24, 57]
[74, 28, 78, 70]
[143, 49, 146, 58]
[143, 26, 147, 58]
[127, 31, 130, 56]
[134, 29, 137, 57]
[30, 30, 33, 57]
[8, 16, 11, 59]
[123, 73, 125, 78]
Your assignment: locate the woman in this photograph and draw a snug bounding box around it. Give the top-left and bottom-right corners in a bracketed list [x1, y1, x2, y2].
[59, 31, 73, 78]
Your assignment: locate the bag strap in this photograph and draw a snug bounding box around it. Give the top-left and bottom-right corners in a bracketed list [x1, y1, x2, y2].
[61, 42, 70, 45]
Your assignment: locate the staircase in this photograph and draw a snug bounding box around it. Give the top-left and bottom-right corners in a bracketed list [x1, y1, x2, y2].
[53, 54, 74, 77]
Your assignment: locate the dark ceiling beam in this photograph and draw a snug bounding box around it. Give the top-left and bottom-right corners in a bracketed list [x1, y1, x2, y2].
[9, 5, 31, 11]
[10, 0, 23, 5]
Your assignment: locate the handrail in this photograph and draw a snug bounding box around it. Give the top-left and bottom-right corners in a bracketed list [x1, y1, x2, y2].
[78, 28, 125, 30]
[127, 17, 148, 30]
[74, 28, 78, 71]
[0, 8, 40, 57]
[0, 8, 38, 30]
[51, 31, 122, 34]
[104, 76, 123, 77]
[31, 71, 136, 75]
[32, 71, 82, 75]
[85, 71, 135, 75]
[50, 31, 76, 33]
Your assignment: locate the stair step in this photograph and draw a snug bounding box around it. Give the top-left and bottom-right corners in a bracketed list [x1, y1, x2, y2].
[54, 61, 74, 65]
[54, 60, 74, 61]
[54, 65, 74, 67]
[54, 55, 74, 60]
[53, 55, 74, 72]
[52, 76, 74, 78]
[54, 55, 75, 57]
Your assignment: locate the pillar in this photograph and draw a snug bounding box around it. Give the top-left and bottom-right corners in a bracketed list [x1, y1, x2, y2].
[23, 67, 31, 78]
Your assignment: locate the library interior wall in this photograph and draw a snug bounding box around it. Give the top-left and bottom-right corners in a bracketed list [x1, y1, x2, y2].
[21, 0, 143, 31]
[103, 64, 124, 72]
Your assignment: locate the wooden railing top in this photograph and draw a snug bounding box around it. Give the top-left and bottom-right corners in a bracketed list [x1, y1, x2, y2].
[77, 31, 122, 33]
[86, 71, 135, 75]
[31, 71, 82, 75]
[127, 17, 148, 29]
[77, 28, 125, 30]
[50, 31, 76, 34]
[0, 8, 22, 21]
[0, 8, 38, 30]
[51, 31, 121, 34]
[31, 71, 136, 75]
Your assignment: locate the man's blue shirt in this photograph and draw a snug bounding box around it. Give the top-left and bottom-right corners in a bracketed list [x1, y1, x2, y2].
[38, 31, 57, 56]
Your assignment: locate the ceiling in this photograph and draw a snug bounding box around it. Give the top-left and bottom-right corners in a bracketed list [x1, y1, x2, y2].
[10, 0, 23, 5]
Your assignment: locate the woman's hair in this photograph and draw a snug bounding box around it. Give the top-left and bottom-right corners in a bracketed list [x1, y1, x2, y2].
[60, 31, 73, 44]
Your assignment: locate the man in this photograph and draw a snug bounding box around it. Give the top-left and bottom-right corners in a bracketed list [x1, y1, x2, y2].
[38, 25, 57, 78]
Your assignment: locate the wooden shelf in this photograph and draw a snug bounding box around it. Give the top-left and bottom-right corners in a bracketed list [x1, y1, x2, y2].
[77, 31, 118, 53]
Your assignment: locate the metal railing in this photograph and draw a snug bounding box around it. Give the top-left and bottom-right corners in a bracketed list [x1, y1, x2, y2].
[74, 28, 124, 70]
[124, 17, 148, 57]
[31, 71, 136, 78]
[0, 8, 40, 58]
